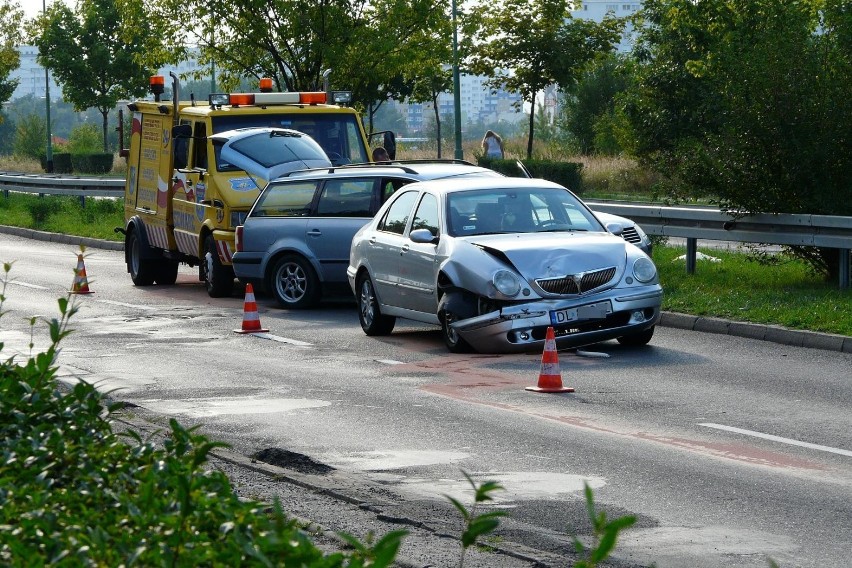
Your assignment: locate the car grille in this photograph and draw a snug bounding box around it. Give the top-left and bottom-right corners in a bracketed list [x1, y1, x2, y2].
[536, 267, 617, 295]
[621, 226, 641, 244]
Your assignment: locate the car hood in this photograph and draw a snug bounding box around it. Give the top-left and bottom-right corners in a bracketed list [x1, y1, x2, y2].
[468, 232, 628, 277]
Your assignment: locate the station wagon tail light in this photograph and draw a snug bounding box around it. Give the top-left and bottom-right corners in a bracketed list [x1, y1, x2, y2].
[235, 225, 244, 252]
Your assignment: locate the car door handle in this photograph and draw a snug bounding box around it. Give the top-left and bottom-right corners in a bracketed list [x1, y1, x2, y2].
[369, 236, 377, 245]
[307, 229, 322, 237]
[400, 244, 410, 255]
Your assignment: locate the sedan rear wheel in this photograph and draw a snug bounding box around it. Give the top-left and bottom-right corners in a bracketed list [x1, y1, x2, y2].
[616, 325, 655, 346]
[357, 272, 395, 335]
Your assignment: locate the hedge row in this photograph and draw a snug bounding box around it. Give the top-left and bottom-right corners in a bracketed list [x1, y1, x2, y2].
[40, 152, 113, 174]
[477, 157, 584, 193]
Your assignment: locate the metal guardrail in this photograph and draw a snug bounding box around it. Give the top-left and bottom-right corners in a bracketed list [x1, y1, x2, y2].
[0, 172, 123, 206]
[589, 201, 852, 289]
[0, 173, 848, 288]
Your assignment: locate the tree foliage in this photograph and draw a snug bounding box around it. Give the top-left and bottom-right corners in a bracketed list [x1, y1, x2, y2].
[621, 0, 852, 279]
[468, 0, 622, 158]
[135, 0, 445, 118]
[31, 0, 161, 152]
[560, 55, 631, 155]
[624, 0, 852, 214]
[0, 0, 24, 111]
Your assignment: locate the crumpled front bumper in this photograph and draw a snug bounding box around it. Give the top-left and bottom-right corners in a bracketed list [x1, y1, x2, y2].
[451, 286, 663, 353]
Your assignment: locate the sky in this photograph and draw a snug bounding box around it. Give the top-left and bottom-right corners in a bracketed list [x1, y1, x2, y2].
[17, 0, 70, 20]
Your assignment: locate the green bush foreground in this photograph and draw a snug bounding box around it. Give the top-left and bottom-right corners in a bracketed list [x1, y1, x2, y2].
[0, 262, 405, 567]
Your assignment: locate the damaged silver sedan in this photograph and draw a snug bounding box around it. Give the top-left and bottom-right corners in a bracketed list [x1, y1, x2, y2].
[347, 177, 662, 353]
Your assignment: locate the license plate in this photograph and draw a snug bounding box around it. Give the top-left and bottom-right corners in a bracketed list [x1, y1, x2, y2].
[550, 301, 612, 325]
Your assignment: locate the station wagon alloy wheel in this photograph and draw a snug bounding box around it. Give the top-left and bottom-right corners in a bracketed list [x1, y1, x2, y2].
[270, 255, 319, 309]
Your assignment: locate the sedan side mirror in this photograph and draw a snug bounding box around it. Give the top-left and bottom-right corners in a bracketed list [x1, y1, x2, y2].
[410, 228, 438, 244]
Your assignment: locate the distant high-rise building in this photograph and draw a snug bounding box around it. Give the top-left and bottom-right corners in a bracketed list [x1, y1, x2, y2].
[9, 46, 62, 101]
[571, 1, 642, 52]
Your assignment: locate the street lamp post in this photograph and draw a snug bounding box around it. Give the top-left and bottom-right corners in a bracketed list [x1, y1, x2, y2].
[43, 0, 53, 173]
[451, 0, 463, 160]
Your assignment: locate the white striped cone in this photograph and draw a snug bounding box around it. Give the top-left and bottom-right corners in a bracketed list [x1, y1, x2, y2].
[526, 326, 574, 393]
[70, 254, 93, 294]
[234, 283, 269, 334]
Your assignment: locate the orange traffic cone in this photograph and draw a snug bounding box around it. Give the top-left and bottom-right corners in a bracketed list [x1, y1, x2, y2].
[526, 326, 574, 393]
[70, 254, 93, 294]
[234, 283, 269, 334]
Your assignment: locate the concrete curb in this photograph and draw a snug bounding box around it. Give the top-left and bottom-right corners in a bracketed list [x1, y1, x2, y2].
[4, 224, 851, 354]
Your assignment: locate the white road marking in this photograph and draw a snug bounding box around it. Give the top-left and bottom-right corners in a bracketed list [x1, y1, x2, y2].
[7, 281, 48, 290]
[96, 299, 157, 310]
[376, 359, 405, 365]
[249, 332, 313, 347]
[699, 423, 852, 457]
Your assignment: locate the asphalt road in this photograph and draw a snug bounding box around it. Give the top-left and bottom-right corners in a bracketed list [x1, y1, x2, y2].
[1, 233, 850, 567]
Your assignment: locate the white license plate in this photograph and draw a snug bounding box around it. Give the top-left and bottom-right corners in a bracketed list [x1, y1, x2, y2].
[550, 301, 612, 325]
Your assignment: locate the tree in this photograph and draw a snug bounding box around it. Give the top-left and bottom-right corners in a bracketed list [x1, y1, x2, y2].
[621, 0, 852, 279]
[468, 0, 622, 158]
[560, 54, 631, 155]
[13, 114, 47, 160]
[0, 0, 24, 112]
[31, 0, 160, 152]
[136, 0, 444, 106]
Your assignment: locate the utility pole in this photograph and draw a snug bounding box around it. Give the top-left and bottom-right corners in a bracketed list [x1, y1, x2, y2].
[451, 0, 463, 160]
[43, 0, 53, 173]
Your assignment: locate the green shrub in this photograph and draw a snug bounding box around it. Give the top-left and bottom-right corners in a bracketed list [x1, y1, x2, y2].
[68, 123, 102, 154]
[71, 152, 114, 174]
[52, 152, 73, 173]
[24, 196, 63, 228]
[0, 263, 404, 567]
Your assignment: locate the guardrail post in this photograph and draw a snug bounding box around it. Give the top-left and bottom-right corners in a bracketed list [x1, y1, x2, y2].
[840, 249, 850, 290]
[686, 238, 697, 274]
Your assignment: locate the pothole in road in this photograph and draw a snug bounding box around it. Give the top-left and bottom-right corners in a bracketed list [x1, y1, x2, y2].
[252, 448, 335, 475]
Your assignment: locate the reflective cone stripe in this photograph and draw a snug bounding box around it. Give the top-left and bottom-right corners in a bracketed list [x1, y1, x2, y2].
[526, 326, 574, 393]
[234, 283, 269, 334]
[70, 254, 93, 294]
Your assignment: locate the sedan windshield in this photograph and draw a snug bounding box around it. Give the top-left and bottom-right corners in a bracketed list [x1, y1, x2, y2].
[446, 188, 604, 237]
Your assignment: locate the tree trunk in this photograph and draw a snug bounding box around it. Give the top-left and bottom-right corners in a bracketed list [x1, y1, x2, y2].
[526, 96, 536, 159]
[101, 110, 109, 153]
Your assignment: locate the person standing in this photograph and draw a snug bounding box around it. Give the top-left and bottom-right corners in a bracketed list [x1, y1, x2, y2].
[481, 130, 504, 159]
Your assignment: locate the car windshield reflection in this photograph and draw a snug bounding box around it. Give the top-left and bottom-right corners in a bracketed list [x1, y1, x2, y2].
[446, 188, 603, 237]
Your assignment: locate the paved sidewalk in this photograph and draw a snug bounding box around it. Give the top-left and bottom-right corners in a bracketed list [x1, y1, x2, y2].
[3, 224, 850, 353]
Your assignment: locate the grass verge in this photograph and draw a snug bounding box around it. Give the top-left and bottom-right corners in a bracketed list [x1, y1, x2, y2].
[655, 244, 852, 336]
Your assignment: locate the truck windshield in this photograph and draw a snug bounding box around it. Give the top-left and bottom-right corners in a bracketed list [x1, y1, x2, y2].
[212, 113, 368, 166]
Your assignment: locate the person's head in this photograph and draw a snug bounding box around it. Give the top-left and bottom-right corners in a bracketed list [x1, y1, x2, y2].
[372, 146, 390, 162]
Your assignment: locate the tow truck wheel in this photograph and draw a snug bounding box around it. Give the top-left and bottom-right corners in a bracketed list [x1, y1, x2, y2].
[128, 230, 155, 286]
[154, 261, 179, 285]
[203, 235, 235, 298]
